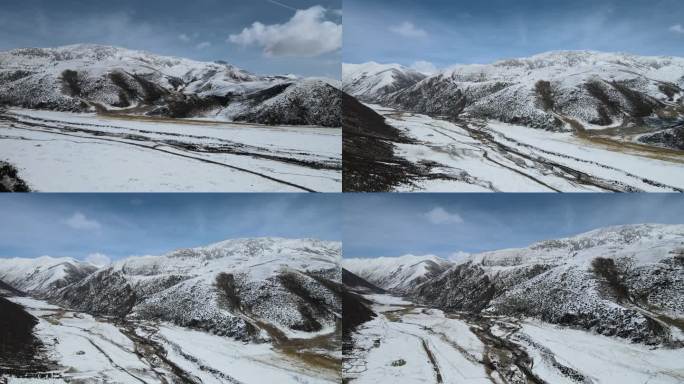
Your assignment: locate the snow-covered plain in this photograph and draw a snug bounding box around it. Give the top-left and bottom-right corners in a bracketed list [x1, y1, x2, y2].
[0, 108, 341, 192]
[371, 105, 684, 192]
[343, 294, 684, 384]
[4, 296, 339, 383]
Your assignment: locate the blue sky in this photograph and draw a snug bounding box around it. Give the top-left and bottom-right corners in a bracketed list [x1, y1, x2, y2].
[0, 0, 341, 77]
[343, 194, 684, 259]
[344, 0, 684, 72]
[0, 194, 341, 262]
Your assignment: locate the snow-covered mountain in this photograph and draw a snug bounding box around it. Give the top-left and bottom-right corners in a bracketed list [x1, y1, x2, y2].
[1, 238, 342, 342]
[0, 256, 97, 294]
[342, 62, 426, 101]
[410, 224, 684, 345]
[343, 254, 452, 293]
[345, 51, 684, 146]
[0, 44, 341, 126]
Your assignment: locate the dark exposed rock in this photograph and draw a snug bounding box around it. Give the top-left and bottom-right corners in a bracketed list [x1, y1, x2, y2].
[0, 161, 30, 192]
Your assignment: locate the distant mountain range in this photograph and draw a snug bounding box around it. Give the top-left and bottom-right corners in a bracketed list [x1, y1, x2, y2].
[344, 224, 684, 346]
[344, 51, 684, 149]
[342, 254, 451, 294]
[0, 44, 341, 127]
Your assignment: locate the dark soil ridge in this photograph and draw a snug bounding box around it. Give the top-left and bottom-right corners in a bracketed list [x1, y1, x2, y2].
[0, 297, 59, 379]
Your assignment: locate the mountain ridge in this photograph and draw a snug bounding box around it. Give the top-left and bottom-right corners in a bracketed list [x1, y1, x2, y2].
[0, 237, 342, 342]
[0, 44, 342, 126]
[344, 50, 684, 148]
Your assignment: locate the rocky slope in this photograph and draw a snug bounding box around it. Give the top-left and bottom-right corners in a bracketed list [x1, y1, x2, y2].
[343, 254, 452, 294]
[409, 224, 684, 345]
[0, 44, 341, 126]
[1, 238, 342, 343]
[345, 51, 684, 146]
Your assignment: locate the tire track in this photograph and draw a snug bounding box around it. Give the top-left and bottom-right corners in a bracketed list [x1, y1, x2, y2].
[82, 337, 150, 384]
[421, 339, 444, 383]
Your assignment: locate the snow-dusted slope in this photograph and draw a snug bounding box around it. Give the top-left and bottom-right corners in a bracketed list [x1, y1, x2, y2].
[0, 256, 97, 294]
[0, 44, 341, 126]
[0, 238, 342, 342]
[342, 62, 426, 101]
[233, 79, 342, 127]
[50, 238, 342, 340]
[343, 255, 452, 293]
[345, 51, 684, 142]
[411, 224, 684, 345]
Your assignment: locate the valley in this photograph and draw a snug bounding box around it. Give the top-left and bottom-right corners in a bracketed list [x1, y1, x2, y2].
[343, 224, 684, 383]
[343, 293, 684, 384]
[0, 238, 342, 384]
[0, 44, 342, 192]
[359, 105, 683, 192]
[342, 51, 684, 192]
[2, 296, 338, 384]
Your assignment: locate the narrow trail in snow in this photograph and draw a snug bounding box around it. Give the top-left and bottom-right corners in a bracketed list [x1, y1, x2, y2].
[420, 339, 444, 383]
[82, 337, 150, 384]
[425, 123, 561, 192]
[458, 120, 682, 192]
[118, 323, 204, 384]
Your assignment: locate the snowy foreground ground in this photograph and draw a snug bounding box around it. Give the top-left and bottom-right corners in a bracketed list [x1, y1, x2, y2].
[0, 108, 341, 192]
[343, 294, 684, 384]
[371, 105, 684, 192]
[4, 296, 339, 384]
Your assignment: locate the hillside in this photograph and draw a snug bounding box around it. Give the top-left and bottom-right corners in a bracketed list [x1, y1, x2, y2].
[343, 254, 452, 294]
[410, 224, 684, 345]
[0, 44, 341, 127]
[345, 51, 684, 148]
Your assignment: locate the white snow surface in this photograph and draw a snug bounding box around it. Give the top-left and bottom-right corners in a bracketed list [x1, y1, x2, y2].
[343, 295, 489, 383]
[0, 108, 341, 192]
[5, 296, 338, 383]
[153, 324, 338, 383]
[518, 320, 684, 384]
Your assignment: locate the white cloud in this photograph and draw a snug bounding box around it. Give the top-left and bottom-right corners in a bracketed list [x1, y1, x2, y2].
[195, 41, 211, 50]
[389, 21, 427, 38]
[411, 60, 438, 75]
[64, 212, 101, 230]
[228, 6, 342, 57]
[669, 24, 684, 34]
[178, 33, 191, 42]
[425, 207, 464, 225]
[449, 251, 471, 262]
[85, 252, 111, 267]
